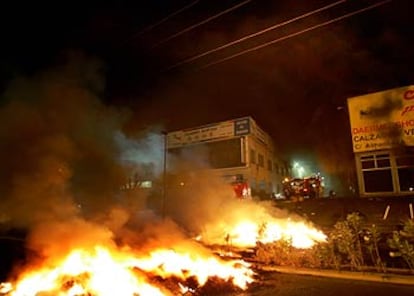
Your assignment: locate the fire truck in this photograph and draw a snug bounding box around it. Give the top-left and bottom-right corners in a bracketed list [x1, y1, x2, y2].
[282, 175, 323, 200]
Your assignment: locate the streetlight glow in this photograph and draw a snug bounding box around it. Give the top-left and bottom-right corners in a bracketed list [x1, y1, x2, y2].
[292, 161, 305, 178]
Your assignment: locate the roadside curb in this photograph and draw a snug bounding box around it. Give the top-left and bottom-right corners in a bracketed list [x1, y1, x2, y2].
[259, 265, 414, 285]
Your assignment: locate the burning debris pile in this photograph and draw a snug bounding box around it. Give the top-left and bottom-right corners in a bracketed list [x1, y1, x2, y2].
[0, 241, 254, 295]
[0, 206, 326, 296]
[0, 200, 327, 296]
[197, 200, 327, 250]
[0, 202, 328, 296]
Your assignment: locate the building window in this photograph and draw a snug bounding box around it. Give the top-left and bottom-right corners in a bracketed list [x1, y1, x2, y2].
[396, 153, 414, 192]
[360, 153, 393, 193]
[250, 178, 257, 190]
[398, 168, 414, 192]
[363, 170, 393, 192]
[168, 138, 243, 169]
[250, 149, 256, 164]
[376, 154, 391, 167]
[274, 164, 279, 174]
[267, 159, 272, 171]
[258, 154, 264, 167]
[396, 155, 414, 166]
[361, 154, 391, 169]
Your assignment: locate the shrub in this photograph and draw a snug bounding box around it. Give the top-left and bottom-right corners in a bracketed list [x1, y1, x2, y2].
[255, 239, 325, 268]
[312, 241, 341, 270]
[255, 239, 293, 266]
[254, 213, 414, 273]
[329, 212, 365, 270]
[362, 224, 386, 272]
[387, 219, 414, 271]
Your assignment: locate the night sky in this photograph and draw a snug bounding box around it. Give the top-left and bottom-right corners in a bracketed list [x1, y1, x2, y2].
[0, 0, 413, 191]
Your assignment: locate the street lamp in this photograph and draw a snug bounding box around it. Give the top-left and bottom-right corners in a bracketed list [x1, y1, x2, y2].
[297, 166, 304, 178]
[161, 130, 168, 218]
[293, 161, 305, 178]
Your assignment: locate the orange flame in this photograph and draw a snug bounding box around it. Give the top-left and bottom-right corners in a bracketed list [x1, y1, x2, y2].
[201, 217, 327, 249]
[132, 249, 254, 289]
[1, 244, 254, 296]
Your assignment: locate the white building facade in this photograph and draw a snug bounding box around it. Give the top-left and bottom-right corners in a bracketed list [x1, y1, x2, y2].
[166, 116, 290, 198]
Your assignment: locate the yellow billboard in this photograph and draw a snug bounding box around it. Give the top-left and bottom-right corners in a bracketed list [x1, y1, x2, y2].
[347, 85, 414, 152]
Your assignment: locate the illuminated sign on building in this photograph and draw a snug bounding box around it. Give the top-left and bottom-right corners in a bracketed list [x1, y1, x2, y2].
[234, 117, 250, 136]
[167, 119, 238, 148]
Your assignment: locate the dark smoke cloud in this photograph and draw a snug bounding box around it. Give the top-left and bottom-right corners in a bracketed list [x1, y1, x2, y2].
[0, 51, 226, 266]
[115, 127, 165, 177]
[0, 51, 168, 234]
[360, 95, 403, 119]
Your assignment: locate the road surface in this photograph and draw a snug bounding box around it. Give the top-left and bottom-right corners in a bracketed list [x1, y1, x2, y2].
[238, 271, 414, 296]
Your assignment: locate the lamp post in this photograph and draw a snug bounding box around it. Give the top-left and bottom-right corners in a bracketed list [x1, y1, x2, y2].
[161, 130, 168, 218]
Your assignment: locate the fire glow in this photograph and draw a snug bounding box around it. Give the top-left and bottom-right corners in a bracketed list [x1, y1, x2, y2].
[200, 217, 327, 249]
[1, 244, 255, 296]
[0, 214, 326, 296]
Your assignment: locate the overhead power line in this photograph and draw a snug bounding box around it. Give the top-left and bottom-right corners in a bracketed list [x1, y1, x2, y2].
[151, 0, 253, 49]
[199, 0, 392, 69]
[165, 0, 347, 71]
[125, 0, 200, 43]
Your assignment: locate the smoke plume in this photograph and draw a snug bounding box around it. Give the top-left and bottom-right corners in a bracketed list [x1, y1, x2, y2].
[0, 52, 185, 264]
